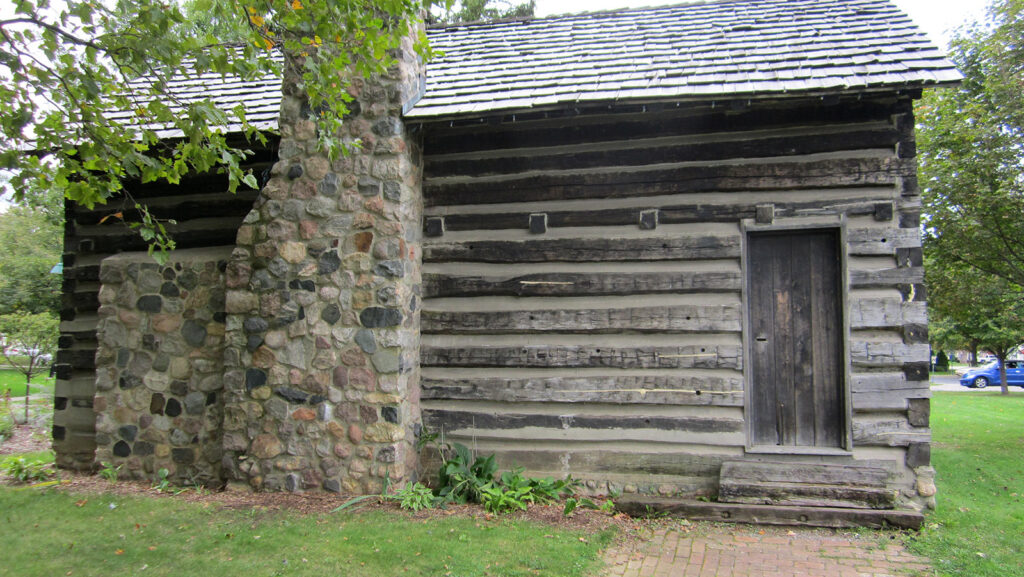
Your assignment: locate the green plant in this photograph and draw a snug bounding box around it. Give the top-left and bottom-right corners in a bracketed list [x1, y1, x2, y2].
[479, 482, 533, 514]
[437, 443, 497, 504]
[2, 455, 54, 483]
[394, 482, 436, 512]
[98, 462, 121, 482]
[563, 496, 614, 516]
[152, 468, 171, 492]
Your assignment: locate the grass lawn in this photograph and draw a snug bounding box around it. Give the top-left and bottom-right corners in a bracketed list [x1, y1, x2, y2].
[908, 392, 1024, 577]
[0, 366, 54, 398]
[0, 487, 613, 577]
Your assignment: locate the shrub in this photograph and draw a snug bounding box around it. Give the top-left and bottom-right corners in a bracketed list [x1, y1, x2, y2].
[395, 482, 435, 512]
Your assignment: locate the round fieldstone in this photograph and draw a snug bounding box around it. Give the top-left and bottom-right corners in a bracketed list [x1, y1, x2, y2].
[150, 393, 166, 415]
[134, 441, 155, 457]
[245, 369, 268, 390]
[250, 434, 284, 459]
[359, 307, 403, 328]
[381, 406, 399, 424]
[165, 398, 183, 417]
[323, 479, 341, 493]
[136, 295, 163, 313]
[243, 317, 269, 333]
[246, 334, 264, 352]
[118, 425, 138, 442]
[113, 440, 131, 457]
[318, 250, 341, 274]
[275, 387, 310, 404]
[160, 282, 181, 298]
[287, 164, 303, 180]
[354, 329, 377, 354]
[181, 319, 208, 347]
[178, 270, 199, 290]
[172, 448, 196, 464]
[374, 260, 404, 278]
[321, 304, 342, 325]
[184, 392, 206, 415]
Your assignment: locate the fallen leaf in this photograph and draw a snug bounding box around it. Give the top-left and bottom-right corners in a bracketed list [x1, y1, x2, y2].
[74, 499, 87, 507]
[115, 549, 124, 555]
[148, 546, 157, 551]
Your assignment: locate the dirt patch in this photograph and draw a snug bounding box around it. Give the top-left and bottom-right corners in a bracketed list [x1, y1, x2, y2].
[0, 424, 52, 456]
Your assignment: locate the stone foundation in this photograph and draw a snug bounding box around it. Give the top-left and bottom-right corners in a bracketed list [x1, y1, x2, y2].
[93, 248, 230, 484]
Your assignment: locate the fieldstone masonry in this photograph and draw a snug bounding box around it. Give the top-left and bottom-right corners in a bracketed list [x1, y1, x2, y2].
[93, 248, 230, 484]
[219, 38, 426, 493]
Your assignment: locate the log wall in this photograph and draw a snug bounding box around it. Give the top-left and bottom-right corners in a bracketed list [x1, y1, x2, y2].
[53, 138, 278, 470]
[417, 96, 929, 498]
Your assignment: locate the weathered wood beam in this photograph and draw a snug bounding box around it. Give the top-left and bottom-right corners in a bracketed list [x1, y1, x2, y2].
[421, 305, 742, 334]
[423, 270, 742, 298]
[421, 344, 742, 369]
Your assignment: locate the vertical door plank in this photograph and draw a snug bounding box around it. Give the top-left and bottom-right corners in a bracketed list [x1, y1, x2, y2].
[749, 235, 778, 445]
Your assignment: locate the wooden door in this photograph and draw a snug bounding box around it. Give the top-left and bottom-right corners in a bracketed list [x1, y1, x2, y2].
[747, 229, 845, 448]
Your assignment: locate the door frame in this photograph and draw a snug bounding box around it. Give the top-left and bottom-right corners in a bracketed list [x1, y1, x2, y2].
[740, 216, 853, 455]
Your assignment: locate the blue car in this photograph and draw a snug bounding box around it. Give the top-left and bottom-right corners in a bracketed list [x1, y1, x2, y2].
[959, 360, 1024, 388]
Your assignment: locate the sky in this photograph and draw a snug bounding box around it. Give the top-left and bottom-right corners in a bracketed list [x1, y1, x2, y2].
[535, 0, 990, 49]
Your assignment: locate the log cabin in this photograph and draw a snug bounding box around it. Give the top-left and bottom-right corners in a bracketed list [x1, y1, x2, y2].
[52, 0, 960, 526]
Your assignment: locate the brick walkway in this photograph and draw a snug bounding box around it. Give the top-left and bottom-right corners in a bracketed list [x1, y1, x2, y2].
[603, 522, 933, 577]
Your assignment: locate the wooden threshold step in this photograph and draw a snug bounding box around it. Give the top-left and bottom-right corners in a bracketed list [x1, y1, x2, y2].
[615, 496, 923, 530]
[718, 461, 897, 510]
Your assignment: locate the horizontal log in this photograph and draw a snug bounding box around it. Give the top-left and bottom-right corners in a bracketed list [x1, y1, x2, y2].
[75, 192, 260, 226]
[421, 344, 742, 369]
[423, 271, 742, 298]
[424, 408, 743, 435]
[718, 481, 896, 509]
[423, 446, 729, 478]
[852, 416, 928, 447]
[79, 219, 244, 254]
[849, 266, 924, 288]
[720, 461, 889, 487]
[849, 300, 927, 330]
[421, 374, 744, 406]
[424, 235, 741, 263]
[425, 157, 904, 207]
[851, 372, 928, 393]
[847, 228, 921, 256]
[614, 497, 923, 529]
[426, 129, 899, 178]
[422, 305, 742, 334]
[431, 197, 887, 233]
[422, 99, 896, 155]
[851, 343, 930, 368]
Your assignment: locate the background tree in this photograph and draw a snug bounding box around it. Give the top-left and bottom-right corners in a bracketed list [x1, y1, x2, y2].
[0, 311, 58, 422]
[918, 0, 1024, 286]
[0, 190, 63, 316]
[435, 0, 535, 23]
[926, 257, 1024, 394]
[0, 0, 437, 252]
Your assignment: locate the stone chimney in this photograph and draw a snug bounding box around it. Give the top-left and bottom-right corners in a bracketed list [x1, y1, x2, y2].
[221, 30, 425, 493]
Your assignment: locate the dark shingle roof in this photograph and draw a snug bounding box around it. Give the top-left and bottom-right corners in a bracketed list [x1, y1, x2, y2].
[408, 0, 961, 118]
[117, 0, 960, 133]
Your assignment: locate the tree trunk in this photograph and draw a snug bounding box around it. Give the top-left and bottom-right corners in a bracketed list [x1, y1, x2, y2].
[996, 352, 1010, 395]
[24, 378, 29, 423]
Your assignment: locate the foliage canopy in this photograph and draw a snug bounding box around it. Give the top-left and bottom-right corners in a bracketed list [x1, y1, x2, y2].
[919, 0, 1024, 388]
[0, 0, 435, 247]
